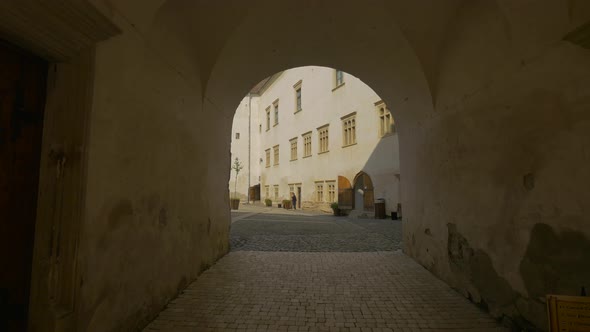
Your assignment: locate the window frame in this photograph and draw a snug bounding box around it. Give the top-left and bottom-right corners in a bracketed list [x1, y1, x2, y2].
[375, 100, 395, 137]
[333, 69, 345, 91]
[293, 80, 303, 113]
[273, 99, 279, 126]
[326, 181, 336, 203]
[265, 148, 271, 168]
[273, 144, 279, 166]
[290, 137, 298, 161]
[315, 181, 324, 202]
[341, 112, 357, 147]
[317, 124, 329, 154]
[302, 131, 312, 158]
[265, 107, 271, 131]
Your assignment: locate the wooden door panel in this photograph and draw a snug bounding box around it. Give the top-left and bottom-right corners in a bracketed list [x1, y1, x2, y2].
[364, 189, 374, 211]
[337, 176, 353, 209]
[0, 40, 47, 332]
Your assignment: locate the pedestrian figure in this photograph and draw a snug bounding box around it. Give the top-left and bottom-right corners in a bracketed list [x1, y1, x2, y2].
[291, 192, 297, 210]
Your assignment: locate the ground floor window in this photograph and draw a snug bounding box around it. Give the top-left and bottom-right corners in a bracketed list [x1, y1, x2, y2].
[326, 181, 336, 202]
[265, 185, 270, 199]
[274, 185, 279, 200]
[315, 182, 324, 202]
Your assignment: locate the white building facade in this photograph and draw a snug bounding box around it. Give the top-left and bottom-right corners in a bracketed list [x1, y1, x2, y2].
[230, 66, 400, 213]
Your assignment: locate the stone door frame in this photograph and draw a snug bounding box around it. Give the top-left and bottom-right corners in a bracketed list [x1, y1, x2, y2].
[0, 2, 120, 331]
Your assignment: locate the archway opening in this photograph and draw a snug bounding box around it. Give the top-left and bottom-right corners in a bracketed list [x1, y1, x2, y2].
[228, 66, 402, 252]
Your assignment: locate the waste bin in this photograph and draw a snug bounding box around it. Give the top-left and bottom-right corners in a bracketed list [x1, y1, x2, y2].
[374, 199, 386, 219]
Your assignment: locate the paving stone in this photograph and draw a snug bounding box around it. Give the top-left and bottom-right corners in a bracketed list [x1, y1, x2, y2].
[230, 213, 403, 252]
[144, 210, 506, 331]
[144, 251, 506, 331]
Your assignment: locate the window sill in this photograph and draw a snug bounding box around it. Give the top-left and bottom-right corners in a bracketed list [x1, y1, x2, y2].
[342, 142, 357, 148]
[290, 158, 298, 162]
[318, 150, 330, 155]
[303, 155, 312, 159]
[273, 123, 278, 127]
[294, 109, 302, 114]
[332, 82, 345, 92]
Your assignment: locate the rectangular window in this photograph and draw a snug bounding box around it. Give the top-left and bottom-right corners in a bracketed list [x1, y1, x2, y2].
[290, 138, 298, 161]
[274, 185, 279, 200]
[293, 80, 302, 112]
[273, 145, 279, 165]
[326, 181, 336, 202]
[273, 100, 279, 126]
[318, 125, 329, 153]
[265, 185, 270, 199]
[289, 184, 295, 195]
[235, 132, 240, 139]
[303, 132, 312, 157]
[266, 107, 271, 131]
[265, 149, 271, 168]
[342, 113, 357, 146]
[335, 70, 344, 86]
[377, 103, 395, 137]
[315, 182, 324, 202]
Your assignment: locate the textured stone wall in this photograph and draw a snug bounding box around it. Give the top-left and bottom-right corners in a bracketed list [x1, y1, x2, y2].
[75, 2, 231, 331]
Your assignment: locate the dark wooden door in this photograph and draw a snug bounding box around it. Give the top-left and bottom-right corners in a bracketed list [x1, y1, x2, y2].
[0, 40, 48, 332]
[337, 176, 353, 209]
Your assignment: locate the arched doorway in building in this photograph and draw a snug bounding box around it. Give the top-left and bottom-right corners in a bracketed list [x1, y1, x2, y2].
[353, 171, 374, 211]
[337, 176, 353, 210]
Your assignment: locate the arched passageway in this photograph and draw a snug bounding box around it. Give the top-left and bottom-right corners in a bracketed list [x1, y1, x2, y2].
[1, 1, 589, 331]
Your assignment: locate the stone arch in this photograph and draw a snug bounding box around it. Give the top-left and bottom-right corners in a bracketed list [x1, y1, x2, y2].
[195, 0, 436, 225]
[201, 0, 435, 125]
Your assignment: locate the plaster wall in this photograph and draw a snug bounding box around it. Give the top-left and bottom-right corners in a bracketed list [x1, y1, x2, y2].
[232, 66, 400, 210]
[229, 96, 261, 200]
[74, 2, 230, 331]
[200, 1, 590, 329]
[11, 0, 589, 331]
[402, 1, 590, 327]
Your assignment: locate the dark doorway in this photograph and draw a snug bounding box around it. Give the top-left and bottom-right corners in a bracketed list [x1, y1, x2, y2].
[0, 40, 48, 332]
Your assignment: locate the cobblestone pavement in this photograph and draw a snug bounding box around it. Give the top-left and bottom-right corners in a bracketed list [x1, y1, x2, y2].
[230, 213, 403, 252]
[144, 251, 506, 332]
[144, 208, 506, 331]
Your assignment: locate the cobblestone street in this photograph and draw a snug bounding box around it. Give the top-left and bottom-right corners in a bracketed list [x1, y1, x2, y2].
[230, 210, 403, 252]
[144, 206, 507, 331]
